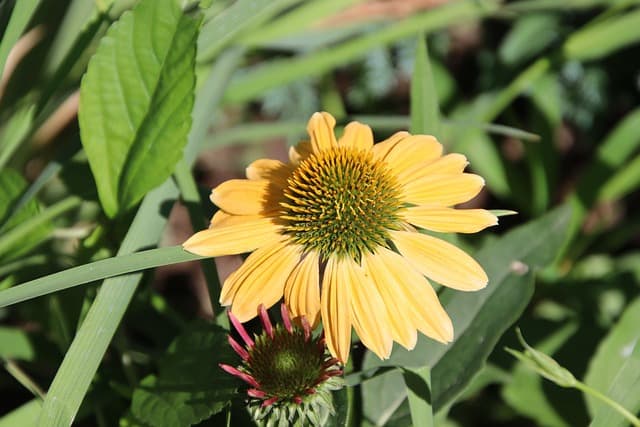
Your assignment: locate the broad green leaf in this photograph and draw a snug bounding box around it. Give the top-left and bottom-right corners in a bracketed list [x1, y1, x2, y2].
[36, 39, 243, 427]
[0, 327, 35, 360]
[0, 169, 51, 262]
[564, 8, 640, 61]
[131, 322, 237, 427]
[411, 35, 439, 135]
[361, 205, 573, 419]
[584, 297, 640, 416]
[499, 14, 561, 66]
[590, 343, 640, 427]
[223, 0, 500, 104]
[79, 0, 201, 217]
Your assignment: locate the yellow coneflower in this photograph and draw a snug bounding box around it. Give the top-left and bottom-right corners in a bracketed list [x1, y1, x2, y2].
[184, 112, 497, 363]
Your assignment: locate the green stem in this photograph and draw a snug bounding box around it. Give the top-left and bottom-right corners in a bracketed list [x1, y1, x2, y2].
[575, 382, 640, 427]
[3, 359, 45, 399]
[173, 159, 223, 314]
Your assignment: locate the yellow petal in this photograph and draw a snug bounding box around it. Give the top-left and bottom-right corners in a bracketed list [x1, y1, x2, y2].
[321, 256, 352, 363]
[374, 134, 442, 175]
[245, 159, 291, 184]
[361, 252, 416, 349]
[344, 258, 393, 360]
[373, 247, 453, 343]
[372, 131, 410, 159]
[307, 112, 337, 153]
[284, 250, 321, 327]
[401, 207, 498, 233]
[401, 173, 484, 207]
[391, 230, 488, 291]
[183, 216, 282, 257]
[289, 141, 313, 164]
[338, 121, 373, 150]
[398, 153, 468, 182]
[210, 179, 279, 215]
[221, 239, 300, 322]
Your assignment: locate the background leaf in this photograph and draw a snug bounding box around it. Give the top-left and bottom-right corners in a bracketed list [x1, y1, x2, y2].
[130, 322, 237, 427]
[78, 0, 200, 217]
[584, 297, 640, 417]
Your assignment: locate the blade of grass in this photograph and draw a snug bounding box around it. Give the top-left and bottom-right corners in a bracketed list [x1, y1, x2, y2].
[197, 0, 302, 62]
[0, 196, 82, 259]
[224, 0, 500, 103]
[0, 246, 203, 308]
[0, 0, 42, 81]
[351, 115, 541, 141]
[238, 0, 365, 47]
[411, 34, 440, 135]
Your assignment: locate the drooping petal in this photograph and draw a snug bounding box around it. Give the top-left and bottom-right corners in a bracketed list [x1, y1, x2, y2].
[183, 216, 282, 256]
[401, 173, 485, 207]
[289, 141, 313, 164]
[398, 153, 468, 182]
[368, 247, 453, 343]
[373, 134, 442, 175]
[284, 250, 321, 327]
[344, 258, 393, 359]
[246, 159, 292, 185]
[307, 112, 337, 153]
[211, 179, 280, 215]
[361, 251, 417, 349]
[391, 230, 488, 291]
[338, 121, 373, 150]
[401, 207, 498, 233]
[321, 256, 352, 363]
[220, 239, 301, 322]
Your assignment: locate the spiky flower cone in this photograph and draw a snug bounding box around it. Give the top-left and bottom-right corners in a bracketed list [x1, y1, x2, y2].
[220, 304, 343, 426]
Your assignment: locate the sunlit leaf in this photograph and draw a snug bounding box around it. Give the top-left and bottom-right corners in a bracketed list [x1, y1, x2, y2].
[79, 0, 201, 217]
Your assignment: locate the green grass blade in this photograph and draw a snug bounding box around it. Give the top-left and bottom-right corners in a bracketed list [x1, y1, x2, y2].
[36, 180, 179, 426]
[0, 0, 42, 80]
[411, 35, 440, 135]
[599, 154, 640, 202]
[238, 0, 364, 47]
[0, 246, 203, 308]
[0, 196, 81, 260]
[224, 0, 499, 103]
[197, 0, 301, 63]
[564, 8, 640, 61]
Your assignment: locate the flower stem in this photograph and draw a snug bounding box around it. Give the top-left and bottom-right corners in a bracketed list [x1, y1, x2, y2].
[574, 382, 640, 426]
